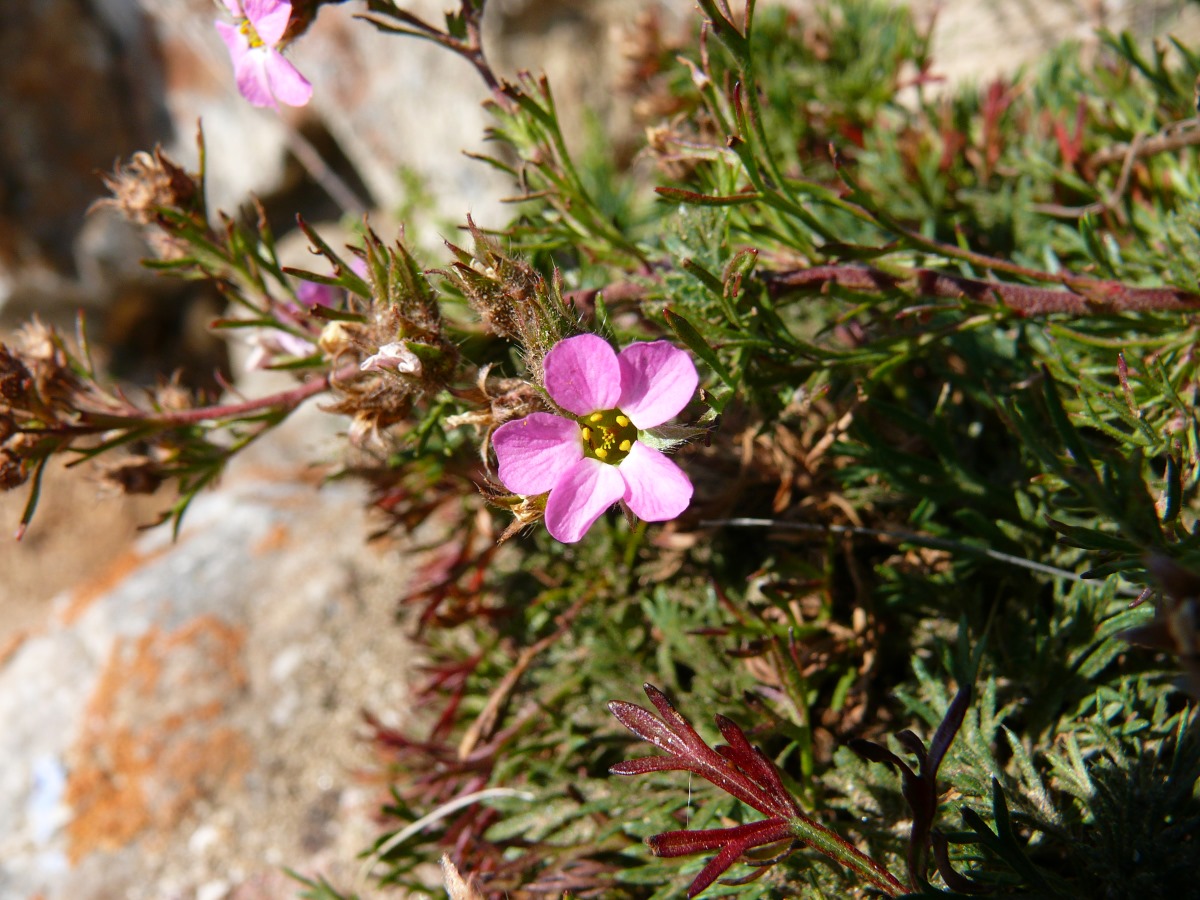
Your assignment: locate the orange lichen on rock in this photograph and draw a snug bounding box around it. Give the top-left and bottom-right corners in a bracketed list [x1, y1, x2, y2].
[64, 615, 252, 862]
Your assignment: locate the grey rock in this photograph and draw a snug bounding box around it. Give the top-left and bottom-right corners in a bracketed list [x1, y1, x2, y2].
[0, 404, 415, 898]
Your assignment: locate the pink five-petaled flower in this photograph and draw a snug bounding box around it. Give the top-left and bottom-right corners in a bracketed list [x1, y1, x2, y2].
[492, 334, 698, 543]
[215, 0, 313, 110]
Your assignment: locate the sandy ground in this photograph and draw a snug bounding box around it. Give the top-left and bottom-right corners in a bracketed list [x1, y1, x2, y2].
[0, 461, 165, 653]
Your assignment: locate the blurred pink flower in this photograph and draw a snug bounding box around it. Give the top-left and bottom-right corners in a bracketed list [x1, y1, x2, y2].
[246, 259, 365, 369]
[492, 334, 697, 543]
[293, 279, 338, 310]
[215, 0, 312, 109]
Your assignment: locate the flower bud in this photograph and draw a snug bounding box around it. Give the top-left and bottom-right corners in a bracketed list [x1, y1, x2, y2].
[318, 321, 355, 357]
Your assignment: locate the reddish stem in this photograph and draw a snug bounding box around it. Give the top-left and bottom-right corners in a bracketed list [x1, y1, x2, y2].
[145, 362, 358, 426]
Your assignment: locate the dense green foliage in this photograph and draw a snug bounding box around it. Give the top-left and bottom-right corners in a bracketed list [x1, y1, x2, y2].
[336, 2, 1200, 897]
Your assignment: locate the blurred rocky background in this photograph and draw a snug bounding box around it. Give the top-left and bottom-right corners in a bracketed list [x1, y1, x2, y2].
[1, 0, 1198, 897]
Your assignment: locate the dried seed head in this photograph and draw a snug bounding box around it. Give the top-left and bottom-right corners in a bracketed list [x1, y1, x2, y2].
[13, 320, 57, 365]
[12, 319, 81, 408]
[154, 380, 192, 413]
[478, 479, 546, 541]
[100, 456, 164, 495]
[0, 346, 32, 404]
[0, 447, 27, 491]
[96, 147, 203, 260]
[98, 147, 199, 227]
[347, 410, 402, 448]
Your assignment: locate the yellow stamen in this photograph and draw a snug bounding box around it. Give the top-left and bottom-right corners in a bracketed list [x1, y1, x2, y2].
[618, 440, 631, 452]
[238, 18, 265, 48]
[589, 412, 603, 423]
[581, 427, 592, 442]
[595, 447, 608, 459]
[616, 415, 630, 427]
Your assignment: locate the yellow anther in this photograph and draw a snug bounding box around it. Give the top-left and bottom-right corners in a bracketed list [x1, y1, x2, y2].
[595, 447, 608, 459]
[589, 412, 603, 423]
[238, 18, 264, 48]
[616, 415, 630, 427]
[619, 440, 632, 452]
[581, 427, 592, 442]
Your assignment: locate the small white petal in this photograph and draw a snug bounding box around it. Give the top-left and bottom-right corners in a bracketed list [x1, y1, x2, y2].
[361, 342, 423, 375]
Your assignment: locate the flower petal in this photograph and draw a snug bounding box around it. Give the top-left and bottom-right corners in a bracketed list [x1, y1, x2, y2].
[294, 280, 337, 309]
[544, 457, 626, 543]
[493, 413, 582, 495]
[544, 334, 621, 416]
[244, 0, 291, 46]
[231, 47, 277, 108]
[618, 441, 692, 522]
[361, 341, 422, 376]
[263, 50, 313, 107]
[617, 341, 698, 429]
[215, 19, 249, 62]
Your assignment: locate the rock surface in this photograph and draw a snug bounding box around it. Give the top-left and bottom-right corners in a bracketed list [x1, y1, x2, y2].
[0, 405, 414, 899]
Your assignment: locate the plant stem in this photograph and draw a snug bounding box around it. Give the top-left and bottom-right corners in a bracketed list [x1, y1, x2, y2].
[143, 363, 359, 426]
[789, 814, 909, 896]
[25, 363, 360, 438]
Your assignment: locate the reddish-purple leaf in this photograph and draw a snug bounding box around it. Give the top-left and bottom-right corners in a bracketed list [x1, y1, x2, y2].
[927, 684, 971, 782]
[642, 683, 709, 753]
[607, 700, 685, 754]
[849, 738, 913, 778]
[609, 755, 687, 777]
[649, 819, 794, 898]
[714, 716, 799, 816]
[687, 840, 751, 897]
[714, 715, 761, 768]
[647, 825, 752, 858]
[895, 729, 928, 767]
[610, 686, 818, 895]
[932, 830, 994, 894]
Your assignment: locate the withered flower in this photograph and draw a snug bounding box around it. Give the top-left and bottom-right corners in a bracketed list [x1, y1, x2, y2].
[1122, 555, 1200, 698]
[96, 147, 204, 260]
[0, 345, 32, 404]
[98, 147, 200, 226]
[0, 447, 27, 492]
[12, 319, 79, 410]
[100, 455, 165, 495]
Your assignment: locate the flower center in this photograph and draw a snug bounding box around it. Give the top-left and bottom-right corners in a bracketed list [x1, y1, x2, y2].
[238, 18, 265, 49]
[579, 408, 637, 464]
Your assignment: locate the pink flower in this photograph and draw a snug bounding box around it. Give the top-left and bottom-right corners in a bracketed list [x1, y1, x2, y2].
[294, 279, 338, 310]
[492, 334, 698, 543]
[245, 261, 365, 369]
[361, 342, 423, 376]
[216, 0, 313, 109]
